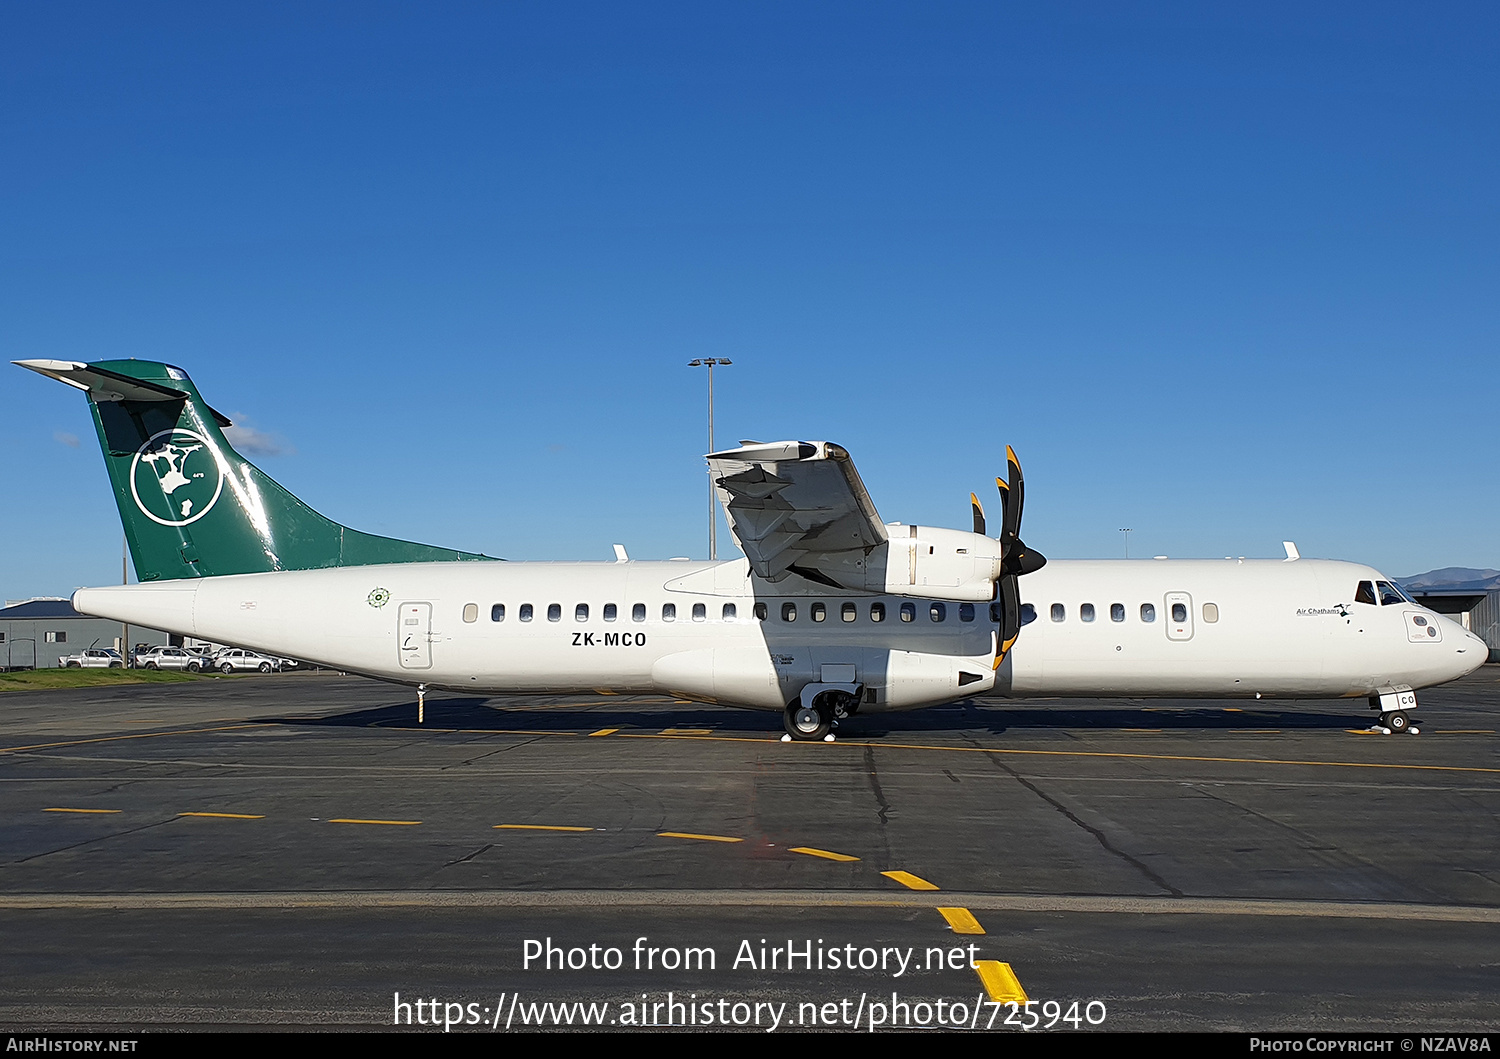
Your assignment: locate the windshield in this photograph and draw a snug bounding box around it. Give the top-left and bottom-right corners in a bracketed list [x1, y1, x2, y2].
[1376, 580, 1410, 606]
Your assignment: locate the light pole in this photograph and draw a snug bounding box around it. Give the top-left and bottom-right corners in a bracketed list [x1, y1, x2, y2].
[688, 358, 732, 560]
[1119, 528, 1133, 559]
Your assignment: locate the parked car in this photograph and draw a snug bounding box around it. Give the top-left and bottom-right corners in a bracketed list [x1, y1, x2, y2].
[59, 648, 123, 668]
[133, 646, 211, 672]
[211, 649, 282, 674]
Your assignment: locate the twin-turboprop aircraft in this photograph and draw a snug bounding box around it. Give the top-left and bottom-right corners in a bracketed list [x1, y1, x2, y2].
[17, 358, 1487, 739]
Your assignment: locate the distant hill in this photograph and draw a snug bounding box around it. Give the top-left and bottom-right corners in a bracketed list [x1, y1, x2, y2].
[1399, 568, 1500, 592]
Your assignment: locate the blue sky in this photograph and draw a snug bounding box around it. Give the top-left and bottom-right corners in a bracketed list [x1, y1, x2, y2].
[3, 3, 1496, 598]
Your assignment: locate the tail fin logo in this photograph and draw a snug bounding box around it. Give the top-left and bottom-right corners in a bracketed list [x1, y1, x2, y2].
[129, 428, 225, 526]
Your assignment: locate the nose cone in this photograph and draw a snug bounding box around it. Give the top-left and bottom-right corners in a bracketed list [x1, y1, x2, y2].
[1438, 614, 1489, 681]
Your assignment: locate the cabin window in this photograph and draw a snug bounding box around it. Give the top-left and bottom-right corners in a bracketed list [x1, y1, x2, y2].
[1110, 603, 1125, 622]
[1171, 602, 1187, 622]
[1140, 603, 1155, 623]
[1021, 603, 1036, 625]
[662, 603, 676, 622]
[547, 604, 562, 622]
[811, 602, 826, 622]
[603, 603, 617, 622]
[632, 603, 646, 622]
[1377, 581, 1406, 606]
[782, 602, 797, 622]
[870, 602, 886, 623]
[900, 602, 916, 623]
[1050, 603, 1065, 623]
[754, 602, 767, 621]
[462, 603, 478, 623]
[692, 602, 706, 622]
[843, 602, 858, 623]
[519, 603, 533, 622]
[959, 603, 975, 622]
[1355, 581, 1376, 605]
[930, 602, 946, 622]
[1080, 603, 1095, 623]
[575, 603, 589, 622]
[1203, 602, 1219, 623]
[722, 603, 737, 621]
[491, 604, 505, 622]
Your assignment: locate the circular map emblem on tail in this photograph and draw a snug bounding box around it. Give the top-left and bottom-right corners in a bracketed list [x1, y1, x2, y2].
[129, 428, 225, 526]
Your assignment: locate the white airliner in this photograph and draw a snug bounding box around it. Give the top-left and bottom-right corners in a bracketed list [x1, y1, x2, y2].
[18, 358, 1487, 739]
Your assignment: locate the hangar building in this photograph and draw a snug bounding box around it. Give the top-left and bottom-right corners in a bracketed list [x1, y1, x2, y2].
[0, 599, 170, 670]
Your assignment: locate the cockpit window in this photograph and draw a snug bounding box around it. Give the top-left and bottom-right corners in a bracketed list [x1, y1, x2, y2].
[1354, 581, 1376, 605]
[1376, 581, 1407, 606]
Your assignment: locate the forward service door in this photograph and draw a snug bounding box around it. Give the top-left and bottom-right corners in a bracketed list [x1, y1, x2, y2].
[1164, 592, 1194, 641]
[398, 602, 433, 669]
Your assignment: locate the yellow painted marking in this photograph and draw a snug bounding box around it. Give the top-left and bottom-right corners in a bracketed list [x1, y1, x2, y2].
[2, 723, 272, 754]
[44, 808, 120, 814]
[616, 732, 1500, 775]
[974, 960, 1028, 1003]
[1435, 730, 1494, 734]
[882, 870, 939, 891]
[661, 728, 713, 735]
[789, 847, 860, 863]
[588, 728, 620, 737]
[328, 818, 421, 826]
[179, 812, 264, 819]
[494, 824, 593, 832]
[658, 831, 742, 843]
[1223, 707, 1243, 712]
[937, 907, 986, 934]
[591, 688, 617, 695]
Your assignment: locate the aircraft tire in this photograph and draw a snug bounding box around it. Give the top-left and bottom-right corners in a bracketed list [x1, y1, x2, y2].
[784, 703, 830, 741]
[1383, 711, 1409, 733]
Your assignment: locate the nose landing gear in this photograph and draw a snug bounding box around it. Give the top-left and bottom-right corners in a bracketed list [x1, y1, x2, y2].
[1369, 688, 1419, 735]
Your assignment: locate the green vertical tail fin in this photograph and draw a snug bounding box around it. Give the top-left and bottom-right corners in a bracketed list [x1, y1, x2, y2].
[17, 358, 496, 581]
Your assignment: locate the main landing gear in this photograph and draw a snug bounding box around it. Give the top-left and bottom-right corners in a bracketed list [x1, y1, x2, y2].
[782, 688, 860, 742]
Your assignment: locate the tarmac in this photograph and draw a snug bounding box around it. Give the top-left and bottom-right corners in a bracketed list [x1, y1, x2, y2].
[1, 667, 1496, 1032]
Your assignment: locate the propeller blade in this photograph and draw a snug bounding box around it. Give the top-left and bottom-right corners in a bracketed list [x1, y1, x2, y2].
[993, 574, 1021, 669]
[970, 493, 986, 536]
[1001, 444, 1024, 546]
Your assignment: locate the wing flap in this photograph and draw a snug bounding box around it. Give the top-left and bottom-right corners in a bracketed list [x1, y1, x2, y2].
[708, 441, 887, 584]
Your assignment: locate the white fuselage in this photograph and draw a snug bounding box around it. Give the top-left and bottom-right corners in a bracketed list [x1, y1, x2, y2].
[72, 556, 1487, 713]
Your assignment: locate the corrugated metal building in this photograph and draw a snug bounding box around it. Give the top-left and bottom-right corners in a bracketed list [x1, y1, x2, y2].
[1469, 590, 1500, 663]
[0, 599, 170, 670]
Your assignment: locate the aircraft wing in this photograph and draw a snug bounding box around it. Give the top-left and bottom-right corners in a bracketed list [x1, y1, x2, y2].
[707, 441, 888, 582]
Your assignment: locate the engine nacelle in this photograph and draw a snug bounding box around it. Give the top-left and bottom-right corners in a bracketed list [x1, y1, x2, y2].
[791, 524, 1002, 602]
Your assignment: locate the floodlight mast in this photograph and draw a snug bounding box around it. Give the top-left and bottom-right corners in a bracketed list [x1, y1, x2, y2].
[688, 358, 732, 560]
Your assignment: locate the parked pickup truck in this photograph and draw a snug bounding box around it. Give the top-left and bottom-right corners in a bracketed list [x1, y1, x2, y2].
[59, 648, 123, 668]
